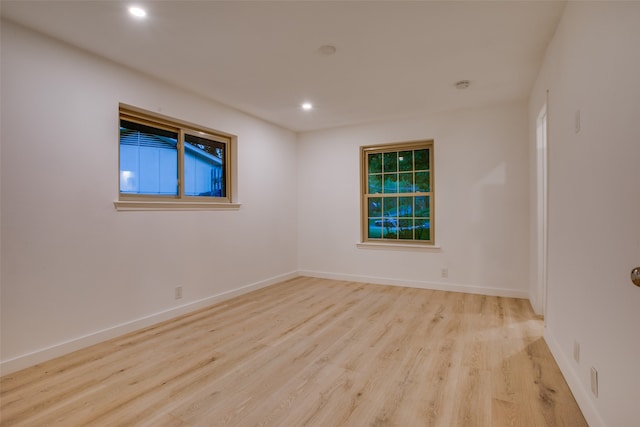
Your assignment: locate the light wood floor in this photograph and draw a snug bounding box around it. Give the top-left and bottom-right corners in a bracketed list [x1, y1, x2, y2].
[1, 277, 587, 426]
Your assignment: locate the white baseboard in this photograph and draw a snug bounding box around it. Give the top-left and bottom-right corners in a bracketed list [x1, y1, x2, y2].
[298, 270, 529, 299]
[544, 328, 606, 427]
[0, 271, 299, 376]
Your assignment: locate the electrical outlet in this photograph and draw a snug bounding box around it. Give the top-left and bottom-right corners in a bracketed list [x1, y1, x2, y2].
[441, 268, 448, 279]
[175, 286, 183, 300]
[590, 367, 598, 398]
[573, 341, 580, 363]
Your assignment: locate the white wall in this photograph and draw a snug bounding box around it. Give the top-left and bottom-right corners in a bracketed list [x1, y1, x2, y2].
[529, 3, 640, 426]
[297, 102, 529, 297]
[0, 21, 298, 373]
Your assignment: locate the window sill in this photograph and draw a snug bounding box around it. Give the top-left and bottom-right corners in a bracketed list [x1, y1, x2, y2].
[114, 200, 242, 211]
[357, 242, 441, 251]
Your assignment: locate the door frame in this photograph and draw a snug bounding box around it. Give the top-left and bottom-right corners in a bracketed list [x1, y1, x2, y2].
[536, 98, 549, 322]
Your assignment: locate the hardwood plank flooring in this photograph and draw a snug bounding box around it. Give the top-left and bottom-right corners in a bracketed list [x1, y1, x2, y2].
[0, 277, 587, 426]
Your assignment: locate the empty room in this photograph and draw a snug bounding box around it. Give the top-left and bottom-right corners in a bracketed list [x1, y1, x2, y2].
[1, 1, 639, 426]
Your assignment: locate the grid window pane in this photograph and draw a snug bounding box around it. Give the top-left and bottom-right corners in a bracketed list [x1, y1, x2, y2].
[368, 174, 382, 194]
[398, 151, 413, 171]
[369, 218, 399, 239]
[368, 153, 382, 174]
[415, 219, 431, 240]
[399, 197, 413, 217]
[383, 197, 397, 217]
[383, 152, 398, 172]
[384, 174, 398, 193]
[415, 171, 430, 192]
[398, 219, 414, 239]
[414, 149, 429, 170]
[362, 142, 433, 244]
[368, 218, 383, 238]
[382, 219, 398, 239]
[415, 196, 430, 217]
[368, 197, 382, 217]
[399, 172, 414, 193]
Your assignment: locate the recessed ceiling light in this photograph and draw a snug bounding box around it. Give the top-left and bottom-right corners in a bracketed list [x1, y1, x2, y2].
[455, 80, 470, 90]
[302, 102, 313, 111]
[128, 6, 147, 18]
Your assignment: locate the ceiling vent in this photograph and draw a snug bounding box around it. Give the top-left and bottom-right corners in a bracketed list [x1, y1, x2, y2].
[317, 45, 337, 55]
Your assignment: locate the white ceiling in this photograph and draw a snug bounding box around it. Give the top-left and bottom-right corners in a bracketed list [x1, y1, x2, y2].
[1, 1, 565, 132]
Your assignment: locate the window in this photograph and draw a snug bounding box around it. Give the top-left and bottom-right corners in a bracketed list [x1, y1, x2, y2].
[117, 105, 237, 210]
[361, 141, 434, 245]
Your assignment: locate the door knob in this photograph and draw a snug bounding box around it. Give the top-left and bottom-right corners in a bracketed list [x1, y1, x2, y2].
[632, 267, 640, 287]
